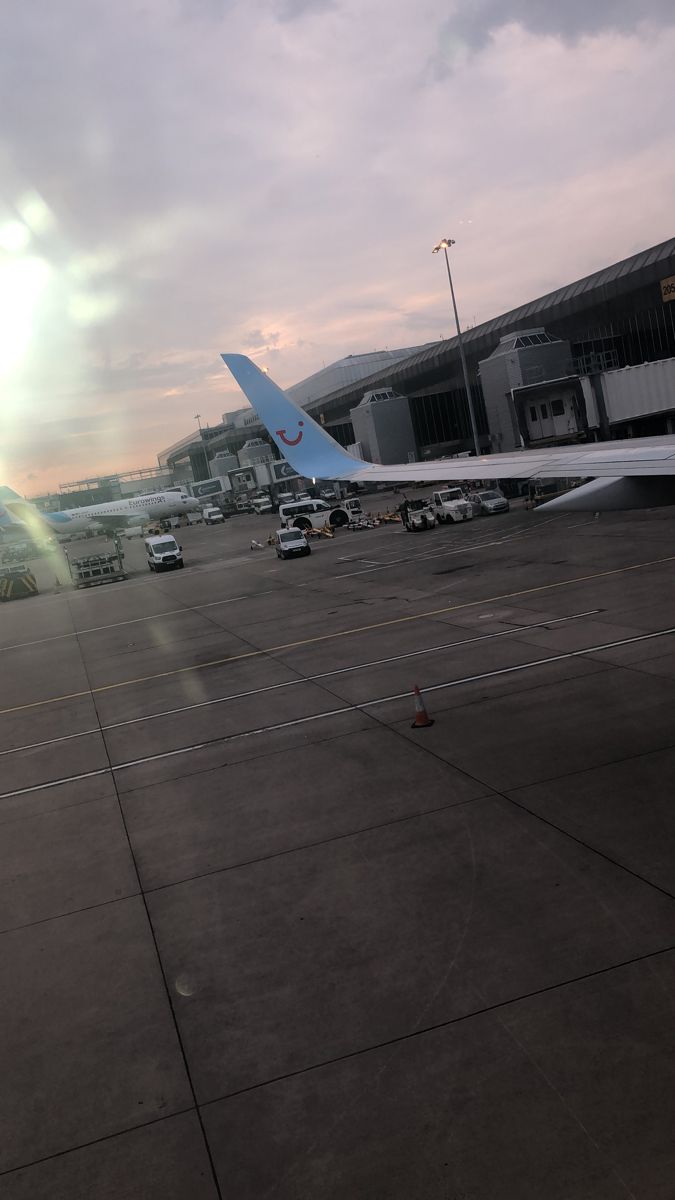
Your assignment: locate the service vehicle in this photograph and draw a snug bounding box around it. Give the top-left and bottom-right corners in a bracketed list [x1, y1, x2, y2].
[522, 478, 580, 506]
[278, 496, 363, 530]
[0, 563, 39, 600]
[274, 527, 311, 558]
[275, 490, 294, 506]
[234, 496, 254, 513]
[186, 510, 203, 525]
[202, 505, 224, 524]
[251, 494, 274, 515]
[0, 539, 43, 563]
[468, 488, 510, 515]
[400, 497, 436, 532]
[432, 487, 473, 523]
[67, 549, 127, 588]
[145, 534, 184, 571]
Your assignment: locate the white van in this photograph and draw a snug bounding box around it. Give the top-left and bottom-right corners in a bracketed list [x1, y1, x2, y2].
[275, 527, 311, 558]
[251, 495, 273, 515]
[145, 534, 184, 571]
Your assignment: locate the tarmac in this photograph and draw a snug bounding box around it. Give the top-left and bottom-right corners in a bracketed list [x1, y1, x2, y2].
[1, 499, 674, 1198]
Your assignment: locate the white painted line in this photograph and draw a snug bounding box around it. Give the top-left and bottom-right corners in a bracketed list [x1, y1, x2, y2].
[0, 726, 102, 757]
[0, 611, 599, 759]
[332, 517, 564, 578]
[4, 615, 672, 801]
[0, 591, 277, 654]
[0, 519, 545, 651]
[0, 768, 110, 799]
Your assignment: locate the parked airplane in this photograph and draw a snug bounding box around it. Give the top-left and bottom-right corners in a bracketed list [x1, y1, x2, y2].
[0, 486, 201, 538]
[221, 354, 675, 511]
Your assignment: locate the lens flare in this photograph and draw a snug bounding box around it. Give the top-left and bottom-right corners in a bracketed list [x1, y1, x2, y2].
[16, 191, 54, 236]
[0, 221, 30, 253]
[0, 255, 51, 374]
[68, 290, 120, 325]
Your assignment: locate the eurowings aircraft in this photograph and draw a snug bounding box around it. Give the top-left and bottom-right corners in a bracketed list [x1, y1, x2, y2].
[221, 354, 675, 512]
[0, 486, 200, 538]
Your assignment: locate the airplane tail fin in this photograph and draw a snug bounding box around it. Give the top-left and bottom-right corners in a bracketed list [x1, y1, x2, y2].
[0, 504, 22, 528]
[0, 489, 55, 532]
[221, 354, 364, 480]
[0, 487, 29, 528]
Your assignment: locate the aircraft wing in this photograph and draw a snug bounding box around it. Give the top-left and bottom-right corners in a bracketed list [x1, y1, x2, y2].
[323, 446, 675, 484]
[221, 354, 675, 484]
[92, 514, 142, 531]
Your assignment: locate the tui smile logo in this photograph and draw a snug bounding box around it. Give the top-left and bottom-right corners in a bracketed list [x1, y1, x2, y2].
[276, 421, 304, 447]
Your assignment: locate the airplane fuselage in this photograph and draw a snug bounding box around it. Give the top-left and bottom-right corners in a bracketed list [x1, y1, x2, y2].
[1, 491, 200, 538]
[50, 492, 200, 533]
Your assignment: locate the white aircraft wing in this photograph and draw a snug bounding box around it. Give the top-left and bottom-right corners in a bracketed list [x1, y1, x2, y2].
[221, 354, 675, 507]
[332, 443, 675, 483]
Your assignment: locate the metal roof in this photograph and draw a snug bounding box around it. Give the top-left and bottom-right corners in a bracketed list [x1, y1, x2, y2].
[305, 236, 675, 418]
[485, 329, 564, 358]
[161, 236, 675, 464]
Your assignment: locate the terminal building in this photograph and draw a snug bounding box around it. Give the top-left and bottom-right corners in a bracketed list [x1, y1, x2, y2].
[32, 240, 675, 512]
[157, 236, 675, 485]
[31, 466, 181, 512]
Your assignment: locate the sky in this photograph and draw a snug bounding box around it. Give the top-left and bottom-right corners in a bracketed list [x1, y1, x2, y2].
[0, 0, 674, 495]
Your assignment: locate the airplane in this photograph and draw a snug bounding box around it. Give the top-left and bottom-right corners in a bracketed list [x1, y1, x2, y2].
[221, 353, 675, 512]
[0, 485, 201, 539]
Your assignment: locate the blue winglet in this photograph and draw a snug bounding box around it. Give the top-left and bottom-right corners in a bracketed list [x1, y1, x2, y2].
[221, 354, 362, 480]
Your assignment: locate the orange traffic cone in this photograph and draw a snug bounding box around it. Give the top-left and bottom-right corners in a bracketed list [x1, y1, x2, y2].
[411, 684, 434, 729]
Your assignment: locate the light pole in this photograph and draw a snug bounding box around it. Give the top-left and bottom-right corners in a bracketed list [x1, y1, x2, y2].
[432, 237, 481, 458]
[194, 414, 210, 478]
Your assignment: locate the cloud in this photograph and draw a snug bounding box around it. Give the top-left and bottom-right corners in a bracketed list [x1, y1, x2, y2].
[241, 328, 282, 349]
[444, 0, 675, 51]
[274, 0, 336, 20]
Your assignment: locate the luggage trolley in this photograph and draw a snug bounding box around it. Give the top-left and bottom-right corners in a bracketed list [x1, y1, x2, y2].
[65, 538, 127, 588]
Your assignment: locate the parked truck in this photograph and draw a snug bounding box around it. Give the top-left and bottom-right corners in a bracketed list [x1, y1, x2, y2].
[251, 494, 274, 515]
[202, 505, 225, 524]
[431, 487, 473, 524]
